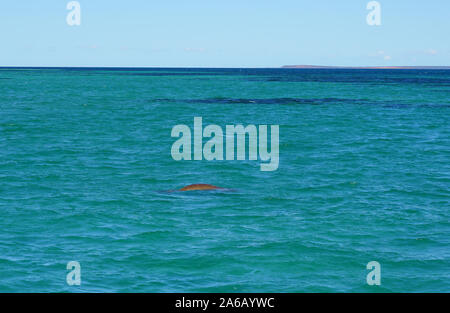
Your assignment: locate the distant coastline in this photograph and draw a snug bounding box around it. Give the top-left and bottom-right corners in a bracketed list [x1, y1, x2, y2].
[282, 65, 450, 69]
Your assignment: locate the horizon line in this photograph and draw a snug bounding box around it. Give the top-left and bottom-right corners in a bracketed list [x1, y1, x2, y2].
[1, 65, 450, 70]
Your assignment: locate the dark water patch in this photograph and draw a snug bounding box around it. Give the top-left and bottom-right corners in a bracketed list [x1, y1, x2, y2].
[383, 103, 450, 109]
[418, 104, 450, 108]
[244, 69, 450, 86]
[249, 76, 450, 86]
[113, 72, 232, 77]
[0, 67, 234, 77]
[2, 68, 450, 86]
[150, 97, 375, 105]
[150, 97, 450, 108]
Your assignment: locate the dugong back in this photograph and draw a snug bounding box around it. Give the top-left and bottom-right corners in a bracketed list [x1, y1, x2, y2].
[179, 184, 223, 191]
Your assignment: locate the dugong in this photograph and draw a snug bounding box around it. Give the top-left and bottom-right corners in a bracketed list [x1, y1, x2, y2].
[179, 184, 224, 191]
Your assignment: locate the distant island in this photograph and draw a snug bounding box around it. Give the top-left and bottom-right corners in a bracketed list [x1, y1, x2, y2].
[281, 65, 450, 69]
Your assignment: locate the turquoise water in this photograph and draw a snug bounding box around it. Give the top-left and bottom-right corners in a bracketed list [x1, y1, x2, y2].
[0, 68, 449, 292]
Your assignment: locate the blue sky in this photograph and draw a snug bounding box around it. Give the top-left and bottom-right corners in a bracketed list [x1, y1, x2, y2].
[1, 0, 449, 67]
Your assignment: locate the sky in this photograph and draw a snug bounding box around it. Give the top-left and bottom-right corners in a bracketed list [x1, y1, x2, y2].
[0, 0, 449, 67]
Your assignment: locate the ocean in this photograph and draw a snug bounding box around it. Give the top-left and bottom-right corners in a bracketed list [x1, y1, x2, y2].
[0, 68, 449, 292]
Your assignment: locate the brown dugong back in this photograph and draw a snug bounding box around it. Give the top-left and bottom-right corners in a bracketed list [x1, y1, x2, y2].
[179, 184, 223, 191]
